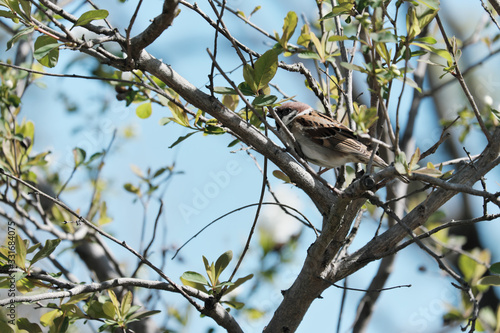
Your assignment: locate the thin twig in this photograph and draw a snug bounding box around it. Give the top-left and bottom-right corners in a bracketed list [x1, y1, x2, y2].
[435, 14, 492, 142]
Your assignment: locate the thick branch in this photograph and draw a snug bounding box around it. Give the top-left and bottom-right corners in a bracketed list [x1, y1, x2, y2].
[129, 0, 179, 54]
[134, 50, 337, 214]
[333, 128, 500, 280]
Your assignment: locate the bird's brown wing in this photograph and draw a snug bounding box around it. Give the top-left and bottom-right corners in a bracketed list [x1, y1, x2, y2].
[295, 111, 367, 154]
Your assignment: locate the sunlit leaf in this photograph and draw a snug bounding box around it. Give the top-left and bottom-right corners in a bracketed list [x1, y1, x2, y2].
[34, 35, 59, 68]
[181, 271, 208, 285]
[6, 26, 34, 50]
[478, 275, 500, 286]
[253, 49, 279, 92]
[30, 239, 61, 266]
[72, 9, 109, 29]
[215, 250, 232, 282]
[73, 147, 86, 166]
[169, 131, 197, 148]
[136, 102, 152, 119]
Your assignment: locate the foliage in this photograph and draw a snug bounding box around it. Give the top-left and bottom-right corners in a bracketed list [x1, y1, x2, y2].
[0, 0, 499, 332]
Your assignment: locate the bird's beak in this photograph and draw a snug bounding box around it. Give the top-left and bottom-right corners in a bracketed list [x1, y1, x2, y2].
[267, 111, 274, 119]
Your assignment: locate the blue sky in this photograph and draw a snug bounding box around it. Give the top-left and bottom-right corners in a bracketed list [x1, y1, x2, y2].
[13, 0, 500, 332]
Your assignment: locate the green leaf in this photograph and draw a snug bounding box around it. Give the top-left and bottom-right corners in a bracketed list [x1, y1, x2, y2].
[321, 3, 354, 20]
[237, 82, 256, 96]
[40, 309, 62, 327]
[102, 300, 117, 319]
[203, 255, 216, 286]
[340, 62, 366, 73]
[181, 271, 209, 285]
[120, 291, 133, 315]
[253, 49, 279, 92]
[169, 131, 197, 148]
[222, 300, 245, 309]
[86, 151, 103, 164]
[180, 275, 207, 293]
[478, 275, 500, 286]
[252, 94, 277, 107]
[490, 262, 500, 275]
[272, 170, 291, 183]
[30, 239, 61, 266]
[73, 147, 86, 166]
[213, 87, 237, 95]
[279, 11, 298, 47]
[408, 147, 421, 173]
[72, 9, 109, 29]
[15, 234, 27, 269]
[108, 290, 120, 312]
[127, 309, 161, 321]
[225, 273, 254, 295]
[19, 0, 30, 19]
[243, 64, 256, 93]
[66, 293, 92, 305]
[6, 26, 34, 50]
[168, 101, 190, 127]
[158, 117, 172, 126]
[16, 318, 42, 333]
[34, 35, 59, 68]
[328, 35, 349, 42]
[215, 250, 232, 282]
[123, 183, 140, 194]
[394, 152, 408, 175]
[136, 102, 152, 119]
[491, 108, 500, 122]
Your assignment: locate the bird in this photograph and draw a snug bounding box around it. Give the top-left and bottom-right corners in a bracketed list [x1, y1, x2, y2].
[268, 101, 389, 170]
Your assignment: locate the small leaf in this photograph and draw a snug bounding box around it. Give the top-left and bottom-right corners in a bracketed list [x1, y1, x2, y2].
[73, 147, 86, 166]
[15, 234, 27, 269]
[66, 293, 93, 305]
[215, 250, 233, 282]
[169, 131, 197, 148]
[6, 26, 34, 50]
[123, 183, 140, 194]
[408, 147, 421, 172]
[19, 0, 31, 20]
[243, 64, 256, 93]
[40, 309, 62, 327]
[34, 35, 59, 68]
[253, 49, 279, 91]
[120, 291, 133, 315]
[30, 239, 61, 266]
[181, 271, 209, 285]
[108, 290, 120, 311]
[340, 62, 366, 72]
[72, 9, 109, 29]
[136, 102, 152, 119]
[491, 108, 500, 122]
[86, 151, 103, 164]
[127, 309, 161, 321]
[16, 318, 42, 333]
[225, 273, 254, 295]
[478, 275, 500, 286]
[213, 87, 237, 95]
[102, 300, 117, 319]
[159, 117, 172, 126]
[321, 2, 354, 19]
[394, 152, 408, 175]
[237, 82, 256, 96]
[168, 101, 190, 127]
[272, 170, 291, 183]
[280, 11, 298, 47]
[252, 94, 277, 107]
[490, 262, 500, 275]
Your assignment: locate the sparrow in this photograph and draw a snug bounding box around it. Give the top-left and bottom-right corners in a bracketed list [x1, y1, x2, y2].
[268, 101, 389, 169]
